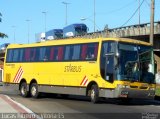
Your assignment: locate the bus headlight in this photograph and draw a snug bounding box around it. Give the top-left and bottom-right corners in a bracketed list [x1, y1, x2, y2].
[117, 84, 130, 89]
[121, 91, 129, 95]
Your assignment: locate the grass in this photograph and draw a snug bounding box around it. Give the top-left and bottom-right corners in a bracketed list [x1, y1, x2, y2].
[155, 85, 160, 96]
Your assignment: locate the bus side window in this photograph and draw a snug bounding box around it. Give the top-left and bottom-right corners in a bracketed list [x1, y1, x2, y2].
[39, 47, 47, 61]
[25, 48, 31, 62]
[94, 44, 98, 59]
[86, 43, 98, 60]
[58, 46, 64, 61]
[44, 47, 50, 61]
[19, 48, 24, 62]
[30, 48, 36, 61]
[12, 49, 19, 62]
[54, 47, 59, 61]
[81, 44, 87, 60]
[72, 45, 80, 60]
[64, 45, 70, 60]
[64, 44, 81, 61]
[6, 49, 13, 62]
[70, 46, 74, 60]
[50, 47, 54, 61]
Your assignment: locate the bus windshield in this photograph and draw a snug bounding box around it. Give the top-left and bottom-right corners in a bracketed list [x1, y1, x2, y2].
[75, 26, 87, 36]
[54, 30, 63, 39]
[118, 43, 155, 83]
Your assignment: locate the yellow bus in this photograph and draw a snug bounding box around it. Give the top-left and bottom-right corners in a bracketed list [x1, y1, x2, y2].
[3, 37, 156, 103]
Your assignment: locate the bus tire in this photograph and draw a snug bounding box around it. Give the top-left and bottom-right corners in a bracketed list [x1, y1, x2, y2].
[20, 82, 29, 97]
[90, 85, 99, 103]
[30, 83, 39, 98]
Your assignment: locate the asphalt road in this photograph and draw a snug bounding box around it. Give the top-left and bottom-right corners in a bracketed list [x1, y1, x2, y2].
[1, 85, 160, 119]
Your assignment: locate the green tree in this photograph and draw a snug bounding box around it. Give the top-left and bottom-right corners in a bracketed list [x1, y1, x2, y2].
[0, 13, 8, 38]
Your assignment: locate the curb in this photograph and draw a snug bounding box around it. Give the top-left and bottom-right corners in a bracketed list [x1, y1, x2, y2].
[0, 95, 42, 119]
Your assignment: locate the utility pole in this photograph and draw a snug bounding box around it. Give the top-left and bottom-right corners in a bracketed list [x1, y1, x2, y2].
[150, 0, 155, 45]
[93, 0, 96, 32]
[138, 0, 141, 35]
[62, 2, 70, 26]
[42, 11, 47, 34]
[138, 0, 140, 26]
[26, 19, 30, 44]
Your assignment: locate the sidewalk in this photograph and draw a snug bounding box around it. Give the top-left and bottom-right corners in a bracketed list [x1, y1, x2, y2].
[0, 94, 41, 119]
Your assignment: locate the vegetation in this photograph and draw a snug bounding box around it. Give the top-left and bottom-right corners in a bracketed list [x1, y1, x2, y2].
[0, 12, 8, 38]
[156, 86, 160, 96]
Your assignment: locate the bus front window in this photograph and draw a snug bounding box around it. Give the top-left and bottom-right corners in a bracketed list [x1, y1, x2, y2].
[55, 33, 63, 39]
[139, 50, 155, 83]
[118, 43, 155, 83]
[54, 30, 63, 39]
[75, 27, 87, 36]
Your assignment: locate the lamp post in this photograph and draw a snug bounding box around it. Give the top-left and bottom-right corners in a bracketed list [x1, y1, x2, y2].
[138, 0, 141, 35]
[150, 0, 155, 45]
[93, 0, 96, 32]
[26, 19, 30, 44]
[42, 11, 47, 34]
[62, 1, 70, 26]
[81, 0, 96, 32]
[138, 0, 141, 26]
[12, 25, 16, 43]
[81, 17, 99, 32]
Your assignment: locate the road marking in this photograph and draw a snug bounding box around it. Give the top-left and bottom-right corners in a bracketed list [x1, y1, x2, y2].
[0, 94, 42, 119]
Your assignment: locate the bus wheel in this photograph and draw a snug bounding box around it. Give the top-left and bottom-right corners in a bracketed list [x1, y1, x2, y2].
[90, 85, 99, 103]
[20, 82, 29, 97]
[30, 83, 39, 98]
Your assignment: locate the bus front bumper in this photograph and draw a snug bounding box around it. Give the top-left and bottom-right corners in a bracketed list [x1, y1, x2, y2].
[99, 87, 155, 100]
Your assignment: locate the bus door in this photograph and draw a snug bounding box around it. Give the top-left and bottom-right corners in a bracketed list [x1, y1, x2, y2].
[101, 41, 116, 83]
[105, 53, 115, 83]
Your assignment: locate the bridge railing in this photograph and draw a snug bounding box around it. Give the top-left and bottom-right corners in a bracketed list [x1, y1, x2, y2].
[76, 21, 160, 39]
[108, 21, 160, 37]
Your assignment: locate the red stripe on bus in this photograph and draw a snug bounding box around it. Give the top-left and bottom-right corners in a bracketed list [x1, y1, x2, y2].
[18, 70, 24, 83]
[83, 79, 88, 86]
[15, 69, 23, 83]
[15, 68, 22, 83]
[13, 67, 22, 83]
[80, 76, 86, 86]
[13, 67, 23, 83]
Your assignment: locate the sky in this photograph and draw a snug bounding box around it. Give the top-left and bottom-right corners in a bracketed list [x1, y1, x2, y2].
[0, 0, 160, 44]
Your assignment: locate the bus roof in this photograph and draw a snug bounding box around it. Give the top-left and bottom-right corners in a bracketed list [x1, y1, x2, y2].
[63, 23, 87, 29]
[7, 37, 152, 49]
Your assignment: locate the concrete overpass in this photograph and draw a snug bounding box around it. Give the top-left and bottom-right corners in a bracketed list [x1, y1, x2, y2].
[81, 21, 160, 70]
[83, 21, 160, 50]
